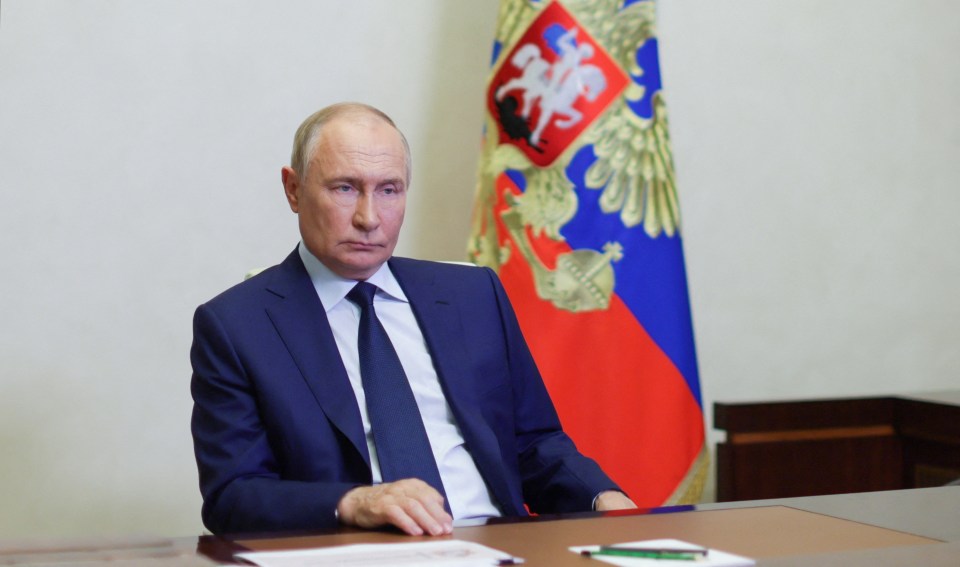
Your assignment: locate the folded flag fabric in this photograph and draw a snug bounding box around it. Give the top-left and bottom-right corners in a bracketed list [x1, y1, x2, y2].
[468, 0, 707, 506]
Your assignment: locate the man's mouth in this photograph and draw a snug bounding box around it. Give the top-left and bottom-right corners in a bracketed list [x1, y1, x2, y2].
[344, 241, 382, 249]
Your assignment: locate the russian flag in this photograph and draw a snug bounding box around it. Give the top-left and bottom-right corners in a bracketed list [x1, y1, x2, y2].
[469, 0, 707, 506]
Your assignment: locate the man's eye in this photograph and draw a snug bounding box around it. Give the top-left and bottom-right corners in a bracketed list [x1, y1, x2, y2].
[335, 185, 353, 193]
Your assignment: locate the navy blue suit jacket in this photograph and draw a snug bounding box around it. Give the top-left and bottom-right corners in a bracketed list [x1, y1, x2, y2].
[190, 250, 618, 534]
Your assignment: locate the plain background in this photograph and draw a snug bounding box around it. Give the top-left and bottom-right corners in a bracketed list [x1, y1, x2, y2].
[1, 0, 957, 537]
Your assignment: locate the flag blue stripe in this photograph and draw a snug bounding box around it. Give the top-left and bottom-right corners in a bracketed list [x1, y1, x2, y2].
[627, 39, 663, 120]
[562, 147, 702, 406]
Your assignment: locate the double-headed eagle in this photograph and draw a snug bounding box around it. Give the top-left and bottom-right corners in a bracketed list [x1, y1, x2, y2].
[469, 0, 680, 312]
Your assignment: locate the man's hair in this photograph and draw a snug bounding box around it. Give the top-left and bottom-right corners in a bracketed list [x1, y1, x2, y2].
[290, 102, 412, 182]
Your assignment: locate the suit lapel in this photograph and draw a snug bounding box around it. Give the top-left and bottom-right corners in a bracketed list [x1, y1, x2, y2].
[390, 258, 522, 515]
[264, 251, 370, 467]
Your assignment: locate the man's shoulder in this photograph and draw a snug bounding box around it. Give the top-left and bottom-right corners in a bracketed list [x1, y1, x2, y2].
[388, 257, 510, 308]
[203, 264, 277, 304]
[389, 256, 487, 275]
[389, 256, 496, 286]
[199, 249, 303, 310]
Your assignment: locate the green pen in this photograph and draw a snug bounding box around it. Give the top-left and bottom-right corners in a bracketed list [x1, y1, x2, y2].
[581, 548, 702, 561]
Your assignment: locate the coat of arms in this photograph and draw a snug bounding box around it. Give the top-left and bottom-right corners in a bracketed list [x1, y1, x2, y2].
[470, 0, 681, 313]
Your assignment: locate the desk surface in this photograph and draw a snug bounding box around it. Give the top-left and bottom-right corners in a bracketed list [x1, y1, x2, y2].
[2, 488, 955, 565]
[204, 486, 959, 566]
[697, 485, 960, 543]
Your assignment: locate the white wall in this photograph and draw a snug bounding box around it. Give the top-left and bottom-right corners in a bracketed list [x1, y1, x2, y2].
[0, 0, 957, 538]
[657, 2, 960, 425]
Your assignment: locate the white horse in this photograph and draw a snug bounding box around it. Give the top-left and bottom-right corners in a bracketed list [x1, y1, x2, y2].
[495, 27, 609, 146]
[530, 62, 607, 145]
[495, 44, 550, 119]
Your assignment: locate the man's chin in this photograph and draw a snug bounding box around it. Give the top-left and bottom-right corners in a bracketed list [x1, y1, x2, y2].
[334, 253, 390, 280]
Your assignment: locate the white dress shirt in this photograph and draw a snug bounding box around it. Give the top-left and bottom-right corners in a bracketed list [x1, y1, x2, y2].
[298, 243, 502, 521]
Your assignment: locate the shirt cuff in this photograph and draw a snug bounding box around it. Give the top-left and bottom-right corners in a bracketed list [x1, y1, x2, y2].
[592, 489, 626, 510]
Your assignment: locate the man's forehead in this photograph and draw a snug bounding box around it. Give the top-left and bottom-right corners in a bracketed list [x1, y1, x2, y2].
[313, 138, 405, 165]
[310, 130, 407, 180]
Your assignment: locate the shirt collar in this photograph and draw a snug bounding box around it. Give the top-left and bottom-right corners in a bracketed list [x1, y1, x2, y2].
[297, 241, 408, 312]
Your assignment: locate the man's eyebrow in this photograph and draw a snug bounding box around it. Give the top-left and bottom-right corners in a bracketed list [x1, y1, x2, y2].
[324, 175, 362, 186]
[379, 177, 406, 188]
[322, 176, 405, 188]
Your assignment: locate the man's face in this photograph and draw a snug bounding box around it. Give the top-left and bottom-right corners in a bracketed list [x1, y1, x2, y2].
[282, 114, 408, 280]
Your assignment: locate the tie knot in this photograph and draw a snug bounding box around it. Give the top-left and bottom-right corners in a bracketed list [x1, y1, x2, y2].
[347, 281, 378, 308]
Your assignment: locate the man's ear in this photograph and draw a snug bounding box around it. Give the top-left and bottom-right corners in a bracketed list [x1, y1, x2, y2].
[281, 166, 300, 213]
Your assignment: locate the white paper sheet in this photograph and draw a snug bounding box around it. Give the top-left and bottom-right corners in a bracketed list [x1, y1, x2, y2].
[235, 539, 523, 567]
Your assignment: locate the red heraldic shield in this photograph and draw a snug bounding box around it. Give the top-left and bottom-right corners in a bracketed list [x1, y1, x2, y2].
[487, 1, 628, 167]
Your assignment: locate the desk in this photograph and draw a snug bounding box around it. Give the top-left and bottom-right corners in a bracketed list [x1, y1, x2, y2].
[1, 488, 955, 565]
[195, 486, 959, 566]
[714, 390, 960, 501]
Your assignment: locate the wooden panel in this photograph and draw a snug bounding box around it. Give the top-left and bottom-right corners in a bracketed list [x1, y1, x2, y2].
[898, 396, 960, 487]
[728, 425, 893, 444]
[717, 436, 902, 501]
[714, 392, 960, 502]
[715, 397, 895, 432]
[897, 398, 960, 443]
[913, 463, 960, 488]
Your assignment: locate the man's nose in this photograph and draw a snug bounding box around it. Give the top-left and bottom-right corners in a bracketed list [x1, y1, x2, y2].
[352, 194, 380, 231]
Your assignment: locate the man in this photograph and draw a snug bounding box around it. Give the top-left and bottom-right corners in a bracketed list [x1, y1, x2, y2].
[190, 102, 635, 536]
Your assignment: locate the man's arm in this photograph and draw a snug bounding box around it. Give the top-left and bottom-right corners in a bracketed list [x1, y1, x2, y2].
[483, 268, 636, 513]
[190, 302, 355, 533]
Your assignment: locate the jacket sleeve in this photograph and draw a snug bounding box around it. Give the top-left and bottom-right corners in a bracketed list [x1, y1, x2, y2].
[190, 303, 358, 534]
[483, 268, 622, 513]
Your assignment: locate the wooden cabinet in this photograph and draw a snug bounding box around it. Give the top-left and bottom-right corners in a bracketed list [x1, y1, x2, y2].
[714, 391, 960, 501]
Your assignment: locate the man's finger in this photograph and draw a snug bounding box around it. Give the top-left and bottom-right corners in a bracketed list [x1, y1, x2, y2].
[407, 497, 452, 536]
[383, 499, 447, 536]
[381, 503, 427, 536]
[337, 480, 453, 535]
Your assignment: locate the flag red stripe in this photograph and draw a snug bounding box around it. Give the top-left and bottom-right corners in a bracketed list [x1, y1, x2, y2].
[494, 174, 703, 505]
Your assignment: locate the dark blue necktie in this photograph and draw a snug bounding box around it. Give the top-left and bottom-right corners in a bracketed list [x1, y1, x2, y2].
[347, 282, 448, 505]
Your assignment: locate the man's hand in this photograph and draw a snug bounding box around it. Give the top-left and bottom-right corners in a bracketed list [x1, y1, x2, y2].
[594, 490, 638, 511]
[336, 479, 453, 536]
